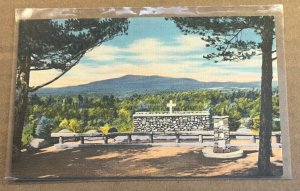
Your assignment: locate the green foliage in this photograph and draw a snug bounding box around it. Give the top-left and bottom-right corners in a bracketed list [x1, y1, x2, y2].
[240, 117, 252, 129]
[100, 123, 111, 134]
[23, 88, 280, 141]
[167, 16, 276, 174]
[14, 18, 130, 150]
[59, 118, 69, 130]
[228, 108, 242, 131]
[166, 17, 274, 62]
[252, 116, 261, 131]
[51, 116, 63, 133]
[83, 124, 98, 132]
[273, 120, 280, 131]
[22, 121, 36, 146]
[250, 115, 280, 132]
[113, 109, 133, 132]
[69, 118, 81, 133]
[18, 19, 129, 85]
[35, 116, 53, 140]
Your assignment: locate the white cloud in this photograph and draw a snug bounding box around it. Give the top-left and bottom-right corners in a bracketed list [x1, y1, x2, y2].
[127, 38, 162, 62]
[174, 35, 207, 52]
[29, 35, 278, 88]
[84, 45, 122, 61]
[30, 61, 263, 87]
[83, 35, 207, 63]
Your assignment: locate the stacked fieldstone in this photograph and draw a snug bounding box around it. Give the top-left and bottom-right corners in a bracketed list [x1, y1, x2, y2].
[133, 111, 210, 132]
[213, 116, 231, 153]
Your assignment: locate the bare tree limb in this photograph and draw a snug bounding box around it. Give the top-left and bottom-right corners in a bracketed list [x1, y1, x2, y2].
[29, 50, 85, 92]
[28, 38, 109, 91]
[29, 60, 80, 92]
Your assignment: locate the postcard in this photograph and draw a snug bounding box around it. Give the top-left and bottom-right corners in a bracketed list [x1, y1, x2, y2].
[8, 6, 291, 181]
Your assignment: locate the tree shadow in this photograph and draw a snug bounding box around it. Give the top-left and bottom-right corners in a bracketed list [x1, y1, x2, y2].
[12, 146, 282, 179]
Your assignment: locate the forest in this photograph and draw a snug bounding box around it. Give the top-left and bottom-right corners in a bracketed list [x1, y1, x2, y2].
[21, 88, 280, 147]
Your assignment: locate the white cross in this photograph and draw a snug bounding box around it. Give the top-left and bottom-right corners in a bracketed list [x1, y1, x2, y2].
[167, 100, 176, 114]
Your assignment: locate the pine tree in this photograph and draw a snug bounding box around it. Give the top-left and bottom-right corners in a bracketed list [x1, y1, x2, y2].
[35, 116, 53, 140]
[168, 16, 276, 176]
[14, 18, 129, 150]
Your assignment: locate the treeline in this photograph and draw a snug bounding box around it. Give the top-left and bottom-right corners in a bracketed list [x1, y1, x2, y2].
[22, 88, 280, 146]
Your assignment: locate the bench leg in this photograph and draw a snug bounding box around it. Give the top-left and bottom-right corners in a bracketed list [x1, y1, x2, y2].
[59, 136, 63, 144]
[104, 136, 108, 144]
[252, 135, 256, 143]
[127, 135, 132, 143]
[198, 135, 203, 143]
[176, 134, 180, 143]
[80, 137, 84, 144]
[149, 134, 154, 143]
[276, 135, 281, 143]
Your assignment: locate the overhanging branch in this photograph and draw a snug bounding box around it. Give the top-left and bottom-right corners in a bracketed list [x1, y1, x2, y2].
[29, 52, 85, 92]
[29, 61, 79, 92]
[221, 29, 244, 56]
[30, 67, 53, 71]
[28, 39, 110, 92]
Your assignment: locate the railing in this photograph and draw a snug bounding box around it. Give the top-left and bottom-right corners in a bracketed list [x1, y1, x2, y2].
[51, 131, 282, 145]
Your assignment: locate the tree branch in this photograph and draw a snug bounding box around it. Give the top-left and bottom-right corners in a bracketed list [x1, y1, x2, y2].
[221, 29, 244, 56]
[256, 49, 276, 56]
[29, 62, 78, 92]
[28, 39, 105, 92]
[29, 52, 84, 92]
[28, 22, 128, 92]
[30, 67, 53, 71]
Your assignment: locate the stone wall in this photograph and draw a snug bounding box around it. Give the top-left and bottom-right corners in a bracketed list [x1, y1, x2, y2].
[133, 111, 210, 132]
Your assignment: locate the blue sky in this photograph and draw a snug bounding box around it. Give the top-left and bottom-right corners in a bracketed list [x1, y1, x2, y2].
[30, 17, 278, 87]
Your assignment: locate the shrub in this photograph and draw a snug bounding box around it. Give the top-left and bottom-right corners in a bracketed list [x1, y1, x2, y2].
[59, 118, 69, 130]
[69, 118, 80, 132]
[22, 121, 36, 146]
[228, 109, 241, 131]
[251, 116, 260, 131]
[113, 109, 133, 132]
[100, 123, 111, 134]
[273, 119, 281, 131]
[35, 116, 53, 140]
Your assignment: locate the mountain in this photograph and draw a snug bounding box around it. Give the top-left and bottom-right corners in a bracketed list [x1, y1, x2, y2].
[35, 75, 261, 96]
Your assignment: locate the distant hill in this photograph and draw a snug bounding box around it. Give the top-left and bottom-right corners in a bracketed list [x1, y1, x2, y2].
[35, 75, 262, 96]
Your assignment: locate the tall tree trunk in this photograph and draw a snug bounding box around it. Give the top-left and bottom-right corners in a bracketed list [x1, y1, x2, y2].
[13, 53, 31, 151]
[258, 16, 274, 176]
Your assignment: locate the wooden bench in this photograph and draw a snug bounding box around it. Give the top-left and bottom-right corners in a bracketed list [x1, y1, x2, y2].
[51, 131, 282, 145]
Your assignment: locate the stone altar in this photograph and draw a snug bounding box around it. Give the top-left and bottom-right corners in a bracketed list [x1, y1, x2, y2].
[133, 100, 210, 132]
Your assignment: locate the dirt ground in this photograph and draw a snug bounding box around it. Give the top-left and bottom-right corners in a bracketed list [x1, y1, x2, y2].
[12, 145, 283, 179]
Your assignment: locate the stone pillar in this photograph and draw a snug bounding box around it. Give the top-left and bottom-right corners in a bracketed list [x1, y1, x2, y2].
[213, 116, 230, 153]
